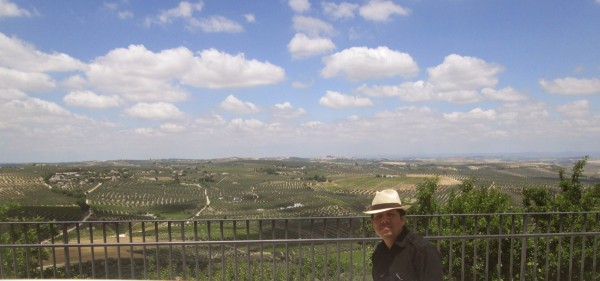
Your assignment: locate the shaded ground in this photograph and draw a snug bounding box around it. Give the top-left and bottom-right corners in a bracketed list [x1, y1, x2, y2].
[43, 236, 150, 267]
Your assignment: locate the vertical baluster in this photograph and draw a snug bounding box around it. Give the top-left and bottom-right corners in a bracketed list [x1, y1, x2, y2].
[180, 221, 187, 281]
[116, 222, 121, 278]
[89, 223, 95, 279]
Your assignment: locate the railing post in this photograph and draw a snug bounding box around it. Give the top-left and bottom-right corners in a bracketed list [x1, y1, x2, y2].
[233, 220, 238, 281]
[180, 221, 187, 281]
[140, 221, 146, 280]
[520, 214, 529, 281]
[36, 224, 44, 279]
[102, 222, 108, 278]
[89, 222, 95, 279]
[115, 222, 121, 279]
[63, 223, 71, 278]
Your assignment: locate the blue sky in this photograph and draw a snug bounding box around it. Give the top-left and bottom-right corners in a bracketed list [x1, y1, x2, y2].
[1, 0, 600, 163]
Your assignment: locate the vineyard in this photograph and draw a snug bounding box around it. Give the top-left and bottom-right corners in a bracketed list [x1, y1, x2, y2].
[1, 157, 599, 222]
[2, 157, 600, 280]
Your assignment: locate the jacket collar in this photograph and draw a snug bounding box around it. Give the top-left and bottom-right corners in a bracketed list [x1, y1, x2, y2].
[394, 226, 410, 248]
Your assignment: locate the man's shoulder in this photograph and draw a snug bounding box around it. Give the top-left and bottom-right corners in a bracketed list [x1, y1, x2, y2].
[405, 232, 432, 248]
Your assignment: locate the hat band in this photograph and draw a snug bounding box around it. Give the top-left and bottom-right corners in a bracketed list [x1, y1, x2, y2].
[368, 202, 403, 211]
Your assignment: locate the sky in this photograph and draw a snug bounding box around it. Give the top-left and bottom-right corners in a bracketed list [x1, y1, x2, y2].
[1, 0, 600, 163]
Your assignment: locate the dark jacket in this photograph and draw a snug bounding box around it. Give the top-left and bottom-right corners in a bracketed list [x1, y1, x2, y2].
[371, 227, 443, 281]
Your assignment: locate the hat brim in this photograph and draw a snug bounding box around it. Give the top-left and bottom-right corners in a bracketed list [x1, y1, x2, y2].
[363, 205, 411, 214]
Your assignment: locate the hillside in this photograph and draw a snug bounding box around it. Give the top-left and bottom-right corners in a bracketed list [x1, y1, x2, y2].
[1, 156, 598, 221]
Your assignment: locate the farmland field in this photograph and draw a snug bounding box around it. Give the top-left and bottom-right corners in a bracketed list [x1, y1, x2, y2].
[1, 156, 599, 221]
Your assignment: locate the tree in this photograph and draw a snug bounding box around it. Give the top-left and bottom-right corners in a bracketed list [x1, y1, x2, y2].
[555, 156, 587, 211]
[522, 187, 552, 213]
[524, 155, 599, 212]
[521, 156, 599, 280]
[411, 177, 440, 215]
[445, 178, 513, 214]
[581, 183, 600, 211]
[440, 179, 515, 280]
[1, 202, 57, 278]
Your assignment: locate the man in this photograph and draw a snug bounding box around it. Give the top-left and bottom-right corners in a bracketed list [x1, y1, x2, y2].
[365, 189, 443, 281]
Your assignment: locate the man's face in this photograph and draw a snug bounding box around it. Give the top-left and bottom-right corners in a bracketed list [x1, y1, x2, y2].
[371, 209, 406, 239]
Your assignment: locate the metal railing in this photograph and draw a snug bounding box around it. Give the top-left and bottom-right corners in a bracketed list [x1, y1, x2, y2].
[1, 212, 599, 280]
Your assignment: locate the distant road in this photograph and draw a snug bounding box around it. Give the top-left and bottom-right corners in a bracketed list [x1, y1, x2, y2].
[85, 182, 102, 194]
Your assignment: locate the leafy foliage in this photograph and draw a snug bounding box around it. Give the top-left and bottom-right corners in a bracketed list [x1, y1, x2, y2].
[0, 202, 58, 279]
[411, 176, 440, 215]
[445, 178, 514, 214]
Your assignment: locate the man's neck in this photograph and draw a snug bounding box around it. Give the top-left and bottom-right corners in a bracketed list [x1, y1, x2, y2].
[383, 237, 395, 249]
[383, 226, 407, 249]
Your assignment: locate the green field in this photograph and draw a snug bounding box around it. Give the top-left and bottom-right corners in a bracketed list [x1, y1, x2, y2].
[1, 157, 599, 221]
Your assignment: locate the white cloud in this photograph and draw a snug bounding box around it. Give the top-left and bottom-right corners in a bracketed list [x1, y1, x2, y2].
[244, 14, 255, 23]
[0, 33, 86, 72]
[358, 81, 481, 103]
[219, 95, 260, 114]
[124, 102, 185, 120]
[117, 11, 133, 20]
[319, 90, 373, 109]
[62, 75, 88, 90]
[0, 88, 27, 100]
[322, 2, 358, 20]
[134, 127, 164, 137]
[103, 2, 133, 19]
[145, 1, 242, 33]
[145, 1, 203, 26]
[539, 77, 600, 95]
[556, 100, 590, 118]
[0, 0, 33, 17]
[300, 121, 325, 128]
[359, 0, 410, 22]
[358, 81, 435, 102]
[64, 91, 124, 109]
[188, 16, 243, 33]
[496, 102, 550, 125]
[182, 48, 285, 88]
[356, 54, 519, 104]
[292, 81, 312, 88]
[288, 33, 336, 59]
[195, 114, 226, 126]
[86, 45, 284, 102]
[87, 45, 191, 102]
[481, 87, 527, 102]
[289, 0, 311, 13]
[358, 73, 521, 105]
[160, 123, 186, 132]
[437, 90, 481, 103]
[0, 67, 56, 92]
[443, 107, 496, 121]
[0, 96, 73, 125]
[228, 118, 266, 131]
[321, 46, 418, 81]
[428, 54, 503, 91]
[272, 102, 306, 118]
[293, 16, 335, 37]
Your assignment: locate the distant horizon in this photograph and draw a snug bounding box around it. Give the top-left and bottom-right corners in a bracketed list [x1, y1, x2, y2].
[1, 1, 599, 164]
[2, 151, 598, 165]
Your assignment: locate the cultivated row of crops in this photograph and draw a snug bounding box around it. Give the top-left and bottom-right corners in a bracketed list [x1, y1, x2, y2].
[2, 157, 596, 221]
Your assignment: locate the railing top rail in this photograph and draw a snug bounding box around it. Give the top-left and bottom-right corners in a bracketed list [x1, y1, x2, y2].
[2, 231, 600, 249]
[1, 211, 599, 224]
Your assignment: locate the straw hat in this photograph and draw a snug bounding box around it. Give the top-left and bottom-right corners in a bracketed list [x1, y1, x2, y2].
[363, 189, 411, 214]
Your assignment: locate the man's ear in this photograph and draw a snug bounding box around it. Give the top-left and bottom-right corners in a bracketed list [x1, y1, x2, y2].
[399, 215, 407, 223]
